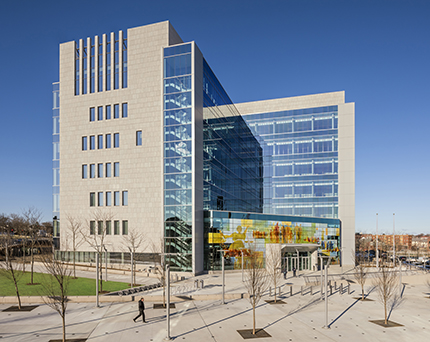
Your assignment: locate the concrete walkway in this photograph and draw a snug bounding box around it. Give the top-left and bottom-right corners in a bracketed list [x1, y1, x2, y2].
[1, 267, 429, 341]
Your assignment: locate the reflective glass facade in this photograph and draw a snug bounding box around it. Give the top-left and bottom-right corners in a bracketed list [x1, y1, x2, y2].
[52, 82, 60, 237]
[163, 43, 193, 272]
[243, 106, 339, 218]
[204, 210, 340, 271]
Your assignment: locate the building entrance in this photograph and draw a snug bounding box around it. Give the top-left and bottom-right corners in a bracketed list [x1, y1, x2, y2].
[283, 251, 311, 271]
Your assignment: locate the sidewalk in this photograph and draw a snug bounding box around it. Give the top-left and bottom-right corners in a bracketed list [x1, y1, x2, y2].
[1, 270, 429, 341]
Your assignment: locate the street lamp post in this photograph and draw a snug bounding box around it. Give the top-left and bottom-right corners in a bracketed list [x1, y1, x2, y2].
[103, 245, 108, 282]
[96, 253, 100, 307]
[241, 250, 244, 282]
[165, 264, 171, 340]
[322, 256, 330, 329]
[218, 250, 227, 304]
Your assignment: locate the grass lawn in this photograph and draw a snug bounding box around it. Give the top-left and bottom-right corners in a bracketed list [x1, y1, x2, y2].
[0, 271, 131, 296]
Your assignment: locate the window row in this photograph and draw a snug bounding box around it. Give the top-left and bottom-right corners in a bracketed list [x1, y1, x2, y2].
[89, 220, 128, 235]
[89, 103, 127, 121]
[82, 133, 119, 150]
[82, 162, 120, 178]
[89, 190, 128, 207]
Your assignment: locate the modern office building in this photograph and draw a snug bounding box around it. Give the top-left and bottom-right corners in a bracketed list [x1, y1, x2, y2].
[53, 21, 354, 275]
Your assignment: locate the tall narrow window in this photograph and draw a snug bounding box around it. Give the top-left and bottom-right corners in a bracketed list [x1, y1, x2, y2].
[114, 104, 119, 119]
[90, 221, 95, 234]
[90, 107, 95, 121]
[114, 133, 119, 148]
[122, 103, 128, 118]
[98, 192, 103, 206]
[82, 136, 88, 151]
[114, 191, 120, 206]
[90, 43, 95, 93]
[114, 162, 119, 177]
[106, 162, 112, 177]
[114, 35, 119, 89]
[82, 43, 87, 94]
[114, 220, 120, 235]
[75, 46, 80, 95]
[106, 40, 111, 91]
[98, 41, 103, 92]
[90, 164, 95, 178]
[98, 135, 103, 149]
[122, 220, 128, 235]
[98, 221, 103, 235]
[106, 134, 111, 148]
[122, 191, 128, 206]
[98, 106, 103, 120]
[106, 105, 111, 119]
[106, 220, 112, 234]
[136, 130, 142, 146]
[122, 37, 127, 88]
[98, 163, 103, 178]
[106, 192, 112, 206]
[90, 192, 95, 207]
[82, 164, 88, 179]
[90, 136, 95, 150]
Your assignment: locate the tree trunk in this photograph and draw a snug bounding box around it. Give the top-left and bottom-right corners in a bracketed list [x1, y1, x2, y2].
[99, 254, 103, 292]
[384, 300, 388, 325]
[62, 314, 66, 342]
[13, 278, 21, 310]
[362, 286, 364, 300]
[30, 243, 34, 284]
[73, 248, 76, 278]
[252, 302, 256, 334]
[274, 278, 277, 303]
[22, 240, 26, 272]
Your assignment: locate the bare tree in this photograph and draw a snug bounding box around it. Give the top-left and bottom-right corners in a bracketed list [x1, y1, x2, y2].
[22, 207, 43, 284]
[352, 250, 368, 300]
[82, 210, 114, 293]
[40, 252, 72, 342]
[151, 238, 167, 307]
[65, 214, 84, 278]
[244, 243, 269, 335]
[373, 265, 398, 325]
[265, 243, 282, 303]
[0, 229, 24, 309]
[122, 227, 145, 286]
[9, 213, 28, 271]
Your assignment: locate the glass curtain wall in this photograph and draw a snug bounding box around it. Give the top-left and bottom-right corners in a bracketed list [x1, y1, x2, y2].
[202, 60, 263, 213]
[52, 82, 60, 237]
[163, 44, 193, 272]
[243, 106, 339, 218]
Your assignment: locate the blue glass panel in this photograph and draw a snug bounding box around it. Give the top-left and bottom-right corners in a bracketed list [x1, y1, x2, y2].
[164, 189, 192, 206]
[164, 141, 192, 158]
[164, 92, 192, 110]
[164, 76, 192, 94]
[164, 54, 191, 78]
[164, 44, 191, 57]
[164, 173, 192, 190]
[164, 108, 192, 126]
[164, 124, 192, 142]
[164, 205, 192, 222]
[164, 157, 192, 173]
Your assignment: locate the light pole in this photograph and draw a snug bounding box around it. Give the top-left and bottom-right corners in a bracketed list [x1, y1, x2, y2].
[128, 247, 134, 287]
[322, 256, 330, 329]
[165, 264, 171, 340]
[393, 213, 395, 267]
[376, 213, 379, 269]
[96, 253, 100, 307]
[218, 250, 227, 304]
[241, 249, 244, 282]
[103, 245, 108, 282]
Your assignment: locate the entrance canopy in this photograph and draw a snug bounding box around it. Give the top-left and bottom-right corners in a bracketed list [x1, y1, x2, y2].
[280, 244, 319, 254]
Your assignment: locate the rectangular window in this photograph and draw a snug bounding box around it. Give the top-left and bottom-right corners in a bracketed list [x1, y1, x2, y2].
[122, 220, 128, 235]
[114, 162, 119, 177]
[82, 164, 88, 179]
[114, 38, 119, 89]
[122, 191, 128, 206]
[122, 103, 128, 118]
[98, 134, 103, 149]
[90, 164, 95, 178]
[106, 162, 112, 177]
[90, 135, 95, 150]
[90, 107, 95, 121]
[98, 221, 103, 235]
[98, 42, 103, 92]
[114, 191, 120, 206]
[98, 106, 103, 121]
[114, 220, 120, 235]
[98, 192, 103, 206]
[136, 130, 142, 146]
[90, 221, 95, 235]
[106, 191, 112, 206]
[114, 104, 119, 118]
[122, 38, 127, 88]
[106, 41, 111, 91]
[90, 192, 95, 206]
[106, 105, 111, 119]
[114, 133, 119, 147]
[106, 134, 111, 148]
[82, 136, 88, 151]
[106, 220, 111, 235]
[98, 163, 103, 178]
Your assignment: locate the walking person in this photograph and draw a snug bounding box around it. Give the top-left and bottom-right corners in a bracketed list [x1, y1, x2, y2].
[133, 297, 146, 323]
[283, 267, 287, 280]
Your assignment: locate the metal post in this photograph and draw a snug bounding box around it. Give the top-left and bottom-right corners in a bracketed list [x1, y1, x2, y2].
[96, 253, 99, 307]
[241, 250, 244, 282]
[221, 250, 225, 304]
[376, 213, 379, 269]
[323, 257, 329, 329]
[166, 264, 171, 340]
[104, 247, 108, 282]
[399, 257, 402, 297]
[320, 255, 323, 299]
[393, 213, 395, 267]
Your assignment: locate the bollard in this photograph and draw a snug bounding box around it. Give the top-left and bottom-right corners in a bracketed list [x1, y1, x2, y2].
[330, 285, 332, 295]
[279, 286, 281, 296]
[328, 280, 331, 287]
[348, 283, 350, 294]
[340, 283, 343, 295]
[290, 286, 293, 297]
[200, 279, 204, 288]
[270, 287, 272, 296]
[310, 286, 313, 295]
[301, 285, 303, 296]
[334, 281, 337, 290]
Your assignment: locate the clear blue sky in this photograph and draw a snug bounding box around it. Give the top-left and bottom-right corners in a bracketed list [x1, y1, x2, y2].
[0, 0, 429, 234]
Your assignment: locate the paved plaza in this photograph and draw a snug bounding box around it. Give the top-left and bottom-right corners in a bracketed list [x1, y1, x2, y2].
[1, 267, 429, 341]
